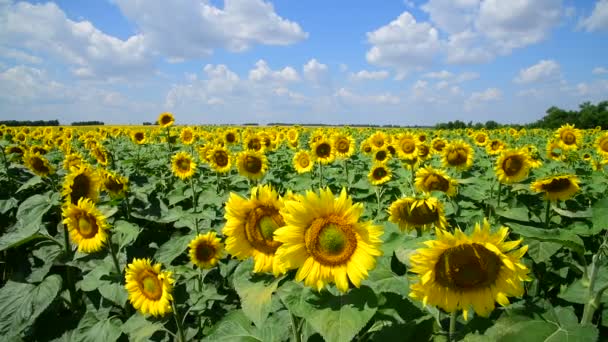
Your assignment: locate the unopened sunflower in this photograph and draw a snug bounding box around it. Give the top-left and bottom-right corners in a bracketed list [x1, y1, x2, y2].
[23, 152, 54, 177]
[158, 112, 175, 128]
[207, 146, 232, 173]
[236, 150, 268, 180]
[171, 151, 196, 180]
[223, 185, 286, 275]
[293, 150, 314, 173]
[442, 140, 474, 171]
[530, 174, 580, 201]
[274, 188, 383, 292]
[62, 198, 108, 253]
[495, 149, 531, 184]
[409, 219, 530, 320]
[125, 258, 174, 317]
[368, 163, 392, 185]
[189, 231, 223, 269]
[415, 166, 458, 197]
[63, 164, 100, 205]
[388, 196, 447, 232]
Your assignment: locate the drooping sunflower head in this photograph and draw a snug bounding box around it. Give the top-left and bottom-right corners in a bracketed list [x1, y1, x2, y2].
[62, 198, 108, 253]
[180, 127, 196, 145]
[486, 139, 505, 155]
[396, 133, 418, 159]
[473, 132, 489, 146]
[495, 149, 531, 184]
[293, 150, 315, 174]
[207, 146, 232, 173]
[373, 147, 391, 164]
[91, 146, 109, 166]
[125, 258, 174, 317]
[236, 150, 268, 180]
[431, 137, 447, 154]
[171, 151, 196, 180]
[368, 163, 392, 185]
[158, 112, 175, 128]
[556, 124, 582, 150]
[223, 185, 286, 275]
[442, 140, 474, 171]
[29, 145, 49, 155]
[333, 134, 355, 159]
[530, 174, 580, 201]
[596, 132, 608, 157]
[101, 169, 128, 198]
[274, 188, 383, 292]
[415, 166, 458, 197]
[409, 219, 530, 320]
[23, 152, 54, 177]
[189, 231, 223, 269]
[388, 196, 447, 232]
[62, 164, 100, 205]
[312, 137, 335, 164]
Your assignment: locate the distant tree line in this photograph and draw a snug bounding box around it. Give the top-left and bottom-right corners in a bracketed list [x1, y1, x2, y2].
[71, 121, 104, 126]
[0, 120, 60, 126]
[142, 122, 156, 126]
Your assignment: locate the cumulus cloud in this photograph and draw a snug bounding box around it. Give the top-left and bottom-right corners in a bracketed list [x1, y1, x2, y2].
[465, 87, 501, 110]
[334, 88, 400, 105]
[421, 0, 480, 33]
[593, 66, 608, 75]
[514, 60, 561, 84]
[579, 0, 608, 32]
[423, 70, 479, 82]
[303, 59, 329, 84]
[248, 60, 300, 83]
[349, 70, 390, 81]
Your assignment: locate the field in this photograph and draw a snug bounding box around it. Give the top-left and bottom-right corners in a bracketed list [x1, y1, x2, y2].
[1, 115, 607, 341]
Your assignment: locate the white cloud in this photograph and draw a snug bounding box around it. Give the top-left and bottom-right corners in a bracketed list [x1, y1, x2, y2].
[421, 0, 480, 33]
[580, 0, 608, 32]
[349, 70, 390, 81]
[445, 30, 494, 64]
[593, 66, 608, 75]
[0, 47, 42, 64]
[114, 0, 308, 60]
[365, 12, 442, 75]
[423, 70, 453, 79]
[422, 70, 479, 82]
[334, 88, 400, 105]
[514, 60, 561, 84]
[465, 87, 501, 110]
[303, 59, 329, 84]
[248, 60, 299, 83]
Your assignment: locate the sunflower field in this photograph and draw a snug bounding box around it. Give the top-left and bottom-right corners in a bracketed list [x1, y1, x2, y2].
[1, 114, 608, 342]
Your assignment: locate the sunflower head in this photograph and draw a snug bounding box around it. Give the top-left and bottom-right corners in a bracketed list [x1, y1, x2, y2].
[596, 133, 608, 157]
[189, 232, 223, 269]
[236, 150, 268, 180]
[131, 130, 146, 144]
[293, 150, 314, 174]
[409, 219, 530, 320]
[442, 140, 474, 170]
[23, 152, 54, 177]
[396, 133, 418, 159]
[333, 134, 355, 159]
[369, 131, 387, 149]
[495, 149, 531, 184]
[388, 196, 447, 232]
[63, 152, 83, 170]
[92, 146, 109, 166]
[171, 151, 196, 180]
[125, 258, 174, 317]
[360, 140, 373, 155]
[244, 134, 265, 152]
[368, 163, 392, 185]
[274, 188, 383, 292]
[224, 129, 239, 144]
[474, 132, 489, 146]
[556, 124, 582, 150]
[5, 145, 25, 161]
[312, 137, 335, 164]
[101, 170, 128, 197]
[62, 198, 108, 253]
[486, 139, 505, 155]
[62, 164, 100, 205]
[415, 166, 458, 197]
[207, 146, 232, 173]
[180, 127, 196, 145]
[431, 138, 447, 154]
[546, 140, 565, 161]
[158, 112, 175, 128]
[530, 174, 580, 201]
[373, 147, 391, 163]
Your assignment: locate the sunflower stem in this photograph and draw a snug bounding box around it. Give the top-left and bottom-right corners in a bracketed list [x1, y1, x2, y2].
[0, 147, 14, 187]
[581, 254, 600, 325]
[216, 171, 221, 193]
[123, 191, 132, 221]
[496, 182, 502, 209]
[318, 162, 324, 189]
[107, 232, 122, 276]
[189, 177, 199, 234]
[544, 200, 551, 229]
[289, 311, 302, 342]
[62, 222, 78, 310]
[171, 301, 187, 342]
[343, 159, 350, 192]
[375, 186, 383, 219]
[449, 311, 457, 342]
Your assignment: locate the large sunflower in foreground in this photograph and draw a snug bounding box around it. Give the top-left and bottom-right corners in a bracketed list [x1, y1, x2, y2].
[415, 166, 458, 197]
[388, 196, 447, 232]
[62, 164, 100, 205]
[293, 150, 314, 173]
[23, 152, 54, 177]
[236, 150, 268, 180]
[189, 231, 223, 269]
[556, 124, 582, 150]
[495, 149, 531, 184]
[223, 185, 286, 275]
[62, 198, 108, 253]
[274, 188, 383, 292]
[207, 146, 232, 173]
[158, 112, 175, 128]
[125, 258, 174, 317]
[368, 163, 392, 185]
[409, 219, 530, 320]
[530, 174, 580, 201]
[171, 151, 196, 180]
[442, 140, 474, 171]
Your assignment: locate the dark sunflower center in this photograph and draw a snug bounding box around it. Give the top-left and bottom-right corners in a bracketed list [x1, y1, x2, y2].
[375, 150, 387, 161]
[139, 271, 163, 300]
[9, 147, 24, 155]
[183, 131, 193, 141]
[244, 206, 283, 254]
[542, 178, 573, 193]
[226, 133, 236, 143]
[195, 242, 216, 262]
[387, 145, 396, 155]
[71, 173, 92, 205]
[31, 156, 50, 173]
[244, 156, 262, 173]
[298, 155, 310, 167]
[177, 158, 191, 171]
[401, 140, 416, 153]
[446, 148, 468, 166]
[433, 141, 445, 151]
[490, 141, 501, 150]
[372, 138, 384, 148]
[599, 139, 608, 152]
[435, 243, 502, 290]
[373, 167, 388, 180]
[400, 201, 438, 225]
[336, 139, 350, 153]
[135, 132, 144, 141]
[248, 139, 262, 151]
[562, 132, 576, 145]
[316, 143, 331, 158]
[423, 174, 449, 192]
[76, 213, 99, 239]
[502, 155, 523, 176]
[105, 177, 123, 194]
[305, 215, 357, 266]
[160, 115, 172, 125]
[364, 146, 372, 153]
[214, 151, 229, 167]
[419, 135, 427, 142]
[418, 145, 430, 158]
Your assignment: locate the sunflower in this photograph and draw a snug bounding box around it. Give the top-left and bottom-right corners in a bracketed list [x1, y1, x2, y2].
[286, 128, 299, 143]
[369, 131, 388, 150]
[473, 132, 489, 146]
[556, 124, 582, 150]
[524, 145, 543, 168]
[171, 151, 196, 180]
[495, 149, 531, 184]
[333, 134, 355, 159]
[5, 145, 25, 161]
[396, 133, 418, 159]
[23, 152, 54, 177]
[224, 129, 239, 145]
[197, 143, 213, 163]
[125, 258, 174, 317]
[293, 150, 314, 173]
[417, 132, 428, 143]
[360, 140, 373, 155]
[431, 138, 447, 154]
[415, 166, 458, 197]
[530, 174, 580, 201]
[596, 132, 608, 157]
[158, 112, 175, 128]
[189, 231, 223, 269]
[486, 139, 505, 155]
[274, 188, 383, 292]
[92, 146, 109, 166]
[207, 146, 232, 173]
[62, 198, 108, 253]
[368, 163, 392, 185]
[311, 137, 335, 164]
[63, 152, 83, 170]
[101, 170, 128, 198]
[244, 134, 265, 152]
[409, 219, 530, 320]
[223, 185, 286, 275]
[373, 147, 391, 164]
[236, 150, 268, 180]
[442, 140, 474, 171]
[131, 130, 146, 144]
[180, 127, 196, 145]
[30, 145, 49, 155]
[62, 164, 100, 205]
[546, 140, 564, 161]
[388, 196, 447, 232]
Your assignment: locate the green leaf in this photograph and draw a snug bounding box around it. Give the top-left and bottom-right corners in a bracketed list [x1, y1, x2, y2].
[591, 198, 608, 231]
[525, 240, 562, 263]
[551, 206, 592, 218]
[154, 233, 193, 264]
[0, 197, 18, 214]
[0, 275, 62, 339]
[278, 282, 378, 342]
[71, 311, 123, 342]
[203, 310, 290, 342]
[28, 243, 63, 282]
[121, 313, 164, 342]
[16, 175, 43, 193]
[362, 256, 409, 296]
[0, 193, 54, 251]
[506, 222, 585, 254]
[113, 220, 141, 250]
[559, 266, 608, 305]
[496, 207, 529, 221]
[233, 259, 282, 328]
[98, 282, 129, 307]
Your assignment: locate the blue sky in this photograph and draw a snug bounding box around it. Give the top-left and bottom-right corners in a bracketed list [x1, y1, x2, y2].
[1, 0, 607, 125]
